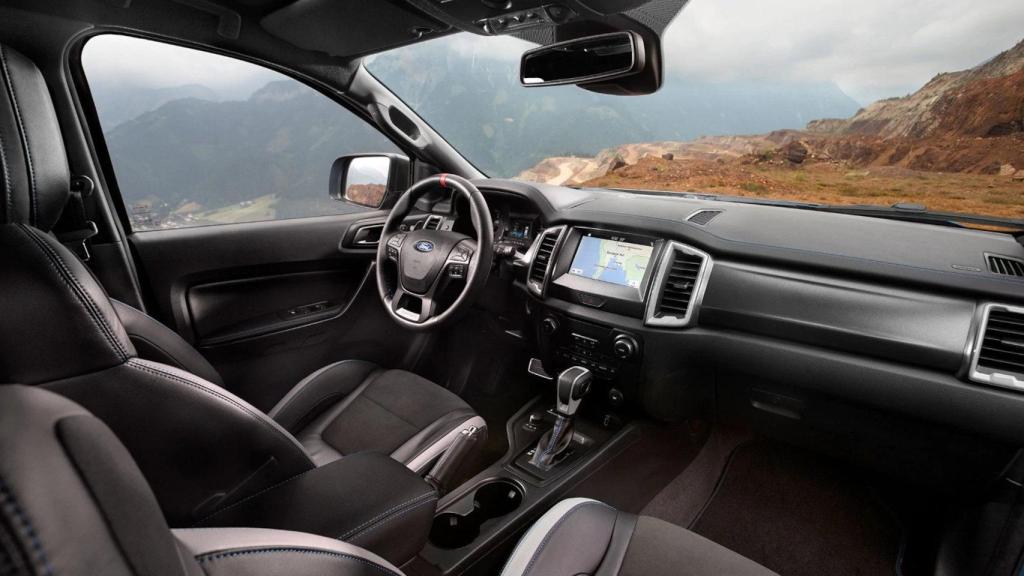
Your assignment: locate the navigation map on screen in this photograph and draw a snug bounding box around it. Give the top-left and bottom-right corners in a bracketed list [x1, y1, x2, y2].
[569, 235, 653, 289]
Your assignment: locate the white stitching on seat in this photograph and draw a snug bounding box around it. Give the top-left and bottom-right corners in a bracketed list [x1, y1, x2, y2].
[17, 224, 130, 360]
[196, 547, 401, 576]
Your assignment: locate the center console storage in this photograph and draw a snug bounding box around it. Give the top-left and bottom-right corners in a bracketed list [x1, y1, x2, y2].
[193, 452, 438, 566]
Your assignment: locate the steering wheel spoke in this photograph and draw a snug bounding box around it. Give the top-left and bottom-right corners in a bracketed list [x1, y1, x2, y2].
[389, 285, 437, 324]
[445, 239, 476, 279]
[384, 231, 407, 262]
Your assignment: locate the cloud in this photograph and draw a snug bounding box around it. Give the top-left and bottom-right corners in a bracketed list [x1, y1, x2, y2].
[82, 35, 277, 99]
[663, 0, 1024, 103]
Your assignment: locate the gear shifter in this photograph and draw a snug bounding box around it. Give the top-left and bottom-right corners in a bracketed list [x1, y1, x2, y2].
[529, 366, 592, 470]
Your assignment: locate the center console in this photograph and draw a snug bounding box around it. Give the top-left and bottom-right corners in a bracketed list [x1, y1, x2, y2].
[415, 224, 713, 575]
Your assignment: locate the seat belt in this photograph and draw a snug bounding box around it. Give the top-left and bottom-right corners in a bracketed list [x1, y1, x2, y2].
[55, 175, 99, 261]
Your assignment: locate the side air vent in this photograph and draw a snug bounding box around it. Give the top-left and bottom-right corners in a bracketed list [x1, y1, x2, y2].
[970, 304, 1024, 391]
[687, 210, 723, 226]
[645, 242, 712, 327]
[528, 227, 563, 296]
[987, 254, 1024, 277]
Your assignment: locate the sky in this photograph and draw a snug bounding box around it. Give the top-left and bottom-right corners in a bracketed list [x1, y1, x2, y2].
[84, 0, 1024, 106]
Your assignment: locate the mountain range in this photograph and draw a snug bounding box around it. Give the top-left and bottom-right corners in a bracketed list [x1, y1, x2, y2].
[101, 80, 399, 226]
[524, 38, 1024, 185]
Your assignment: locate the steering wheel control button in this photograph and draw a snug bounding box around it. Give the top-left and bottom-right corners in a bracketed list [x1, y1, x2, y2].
[448, 263, 467, 278]
[450, 247, 472, 263]
[387, 233, 407, 248]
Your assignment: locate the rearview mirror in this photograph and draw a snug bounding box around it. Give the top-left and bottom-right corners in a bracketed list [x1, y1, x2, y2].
[520, 31, 644, 88]
[330, 154, 409, 209]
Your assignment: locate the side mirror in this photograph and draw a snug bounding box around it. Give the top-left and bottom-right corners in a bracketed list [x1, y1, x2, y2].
[520, 31, 645, 88]
[330, 153, 409, 210]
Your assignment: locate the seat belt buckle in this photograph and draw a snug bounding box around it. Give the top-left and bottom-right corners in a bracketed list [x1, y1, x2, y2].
[57, 175, 99, 261]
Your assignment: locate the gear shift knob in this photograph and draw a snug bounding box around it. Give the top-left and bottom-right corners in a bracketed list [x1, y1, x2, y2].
[554, 366, 592, 417]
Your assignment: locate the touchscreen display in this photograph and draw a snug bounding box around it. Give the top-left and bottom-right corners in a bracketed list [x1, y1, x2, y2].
[569, 233, 653, 289]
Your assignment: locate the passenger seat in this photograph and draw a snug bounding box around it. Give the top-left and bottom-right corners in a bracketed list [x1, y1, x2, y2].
[501, 498, 777, 576]
[0, 383, 774, 576]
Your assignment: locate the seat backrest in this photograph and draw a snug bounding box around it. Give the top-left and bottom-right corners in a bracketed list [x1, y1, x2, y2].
[0, 41, 314, 526]
[0, 385, 408, 576]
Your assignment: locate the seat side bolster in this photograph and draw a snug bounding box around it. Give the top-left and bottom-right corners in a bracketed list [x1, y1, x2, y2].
[173, 528, 404, 576]
[500, 498, 623, 576]
[268, 359, 381, 433]
[111, 299, 224, 386]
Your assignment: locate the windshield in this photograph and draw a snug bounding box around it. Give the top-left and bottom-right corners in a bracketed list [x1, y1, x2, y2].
[365, 0, 1024, 223]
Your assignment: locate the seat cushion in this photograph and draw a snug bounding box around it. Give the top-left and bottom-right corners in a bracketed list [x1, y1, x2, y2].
[500, 498, 777, 576]
[270, 361, 484, 473]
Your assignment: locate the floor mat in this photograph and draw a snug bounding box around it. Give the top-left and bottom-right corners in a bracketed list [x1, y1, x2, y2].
[644, 439, 905, 576]
[567, 420, 709, 514]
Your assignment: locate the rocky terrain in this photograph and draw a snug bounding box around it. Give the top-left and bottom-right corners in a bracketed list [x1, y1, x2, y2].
[519, 39, 1024, 219]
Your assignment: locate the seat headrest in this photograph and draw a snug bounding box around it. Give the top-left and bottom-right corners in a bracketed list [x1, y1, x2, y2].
[0, 385, 186, 576]
[0, 224, 135, 384]
[0, 43, 71, 232]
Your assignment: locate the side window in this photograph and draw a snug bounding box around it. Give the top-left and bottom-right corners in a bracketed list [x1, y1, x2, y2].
[81, 35, 400, 231]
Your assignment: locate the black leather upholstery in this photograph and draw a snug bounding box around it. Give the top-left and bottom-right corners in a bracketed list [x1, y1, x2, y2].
[0, 385, 409, 576]
[0, 43, 70, 232]
[500, 498, 778, 576]
[0, 224, 133, 384]
[111, 298, 225, 386]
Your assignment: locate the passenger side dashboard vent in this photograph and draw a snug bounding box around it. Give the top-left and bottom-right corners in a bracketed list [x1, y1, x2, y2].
[970, 304, 1024, 391]
[645, 242, 712, 327]
[987, 254, 1024, 277]
[527, 227, 564, 296]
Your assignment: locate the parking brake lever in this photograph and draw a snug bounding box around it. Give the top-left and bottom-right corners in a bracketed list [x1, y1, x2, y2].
[426, 426, 483, 496]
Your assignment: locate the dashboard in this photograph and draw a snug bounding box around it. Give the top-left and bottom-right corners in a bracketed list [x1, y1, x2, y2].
[463, 179, 1024, 445]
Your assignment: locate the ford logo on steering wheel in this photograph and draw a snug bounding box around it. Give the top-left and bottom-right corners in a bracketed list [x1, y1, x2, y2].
[414, 240, 434, 253]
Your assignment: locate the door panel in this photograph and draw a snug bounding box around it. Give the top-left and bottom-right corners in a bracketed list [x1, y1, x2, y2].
[129, 212, 423, 411]
[188, 269, 360, 346]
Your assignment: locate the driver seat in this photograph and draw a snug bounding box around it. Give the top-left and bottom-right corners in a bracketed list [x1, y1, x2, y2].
[0, 42, 482, 524]
[108, 299, 481, 469]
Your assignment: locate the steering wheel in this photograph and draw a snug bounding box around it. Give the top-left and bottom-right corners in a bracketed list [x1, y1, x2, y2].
[376, 174, 494, 331]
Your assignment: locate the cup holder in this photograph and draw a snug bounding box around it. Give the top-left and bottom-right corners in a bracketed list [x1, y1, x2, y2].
[430, 479, 524, 549]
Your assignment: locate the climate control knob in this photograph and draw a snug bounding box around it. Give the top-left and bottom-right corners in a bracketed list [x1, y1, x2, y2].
[612, 335, 639, 360]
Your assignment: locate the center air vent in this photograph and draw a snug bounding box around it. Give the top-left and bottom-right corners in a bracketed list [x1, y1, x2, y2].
[987, 254, 1024, 277]
[645, 242, 712, 327]
[528, 227, 563, 296]
[970, 305, 1024, 390]
[420, 215, 442, 231]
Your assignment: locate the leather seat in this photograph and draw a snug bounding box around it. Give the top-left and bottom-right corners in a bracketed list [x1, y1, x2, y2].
[0, 41, 483, 525]
[110, 300, 480, 470]
[500, 498, 777, 576]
